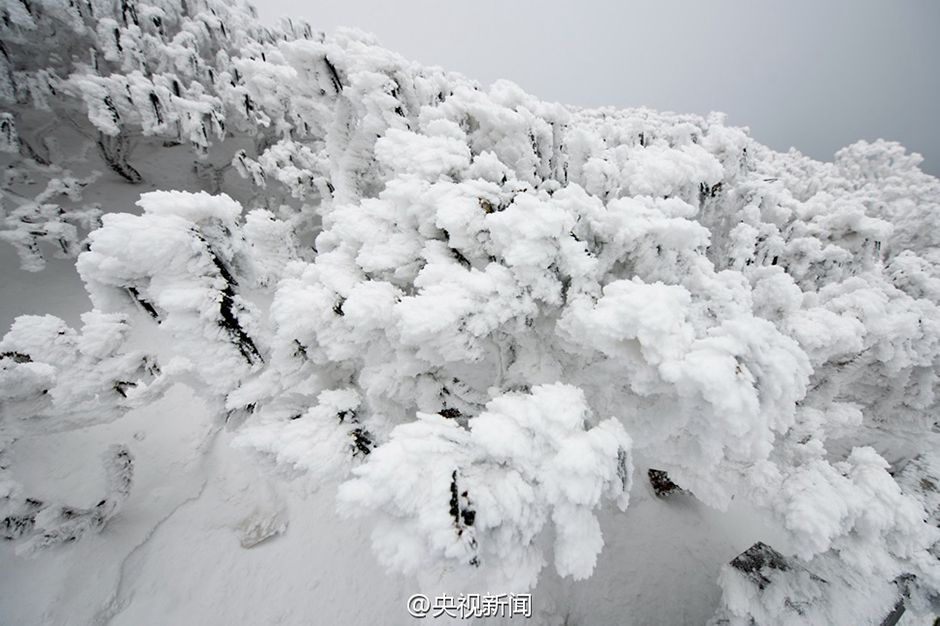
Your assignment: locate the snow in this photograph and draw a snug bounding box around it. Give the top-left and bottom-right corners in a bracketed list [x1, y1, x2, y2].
[1, 0, 939, 624]
[335, 384, 632, 591]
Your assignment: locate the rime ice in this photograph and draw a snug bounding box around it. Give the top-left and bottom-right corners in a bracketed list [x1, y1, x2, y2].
[0, 1, 939, 624]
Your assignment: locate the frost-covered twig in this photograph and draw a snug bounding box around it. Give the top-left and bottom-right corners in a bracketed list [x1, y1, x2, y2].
[2, 444, 133, 555]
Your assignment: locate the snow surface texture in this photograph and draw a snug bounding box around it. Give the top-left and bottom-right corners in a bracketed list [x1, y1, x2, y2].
[1, 1, 939, 624]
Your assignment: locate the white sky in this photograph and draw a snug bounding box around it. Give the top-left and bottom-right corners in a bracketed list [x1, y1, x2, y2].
[255, 1, 940, 176]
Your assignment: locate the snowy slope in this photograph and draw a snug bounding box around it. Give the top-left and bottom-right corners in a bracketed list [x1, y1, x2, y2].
[0, 385, 785, 625]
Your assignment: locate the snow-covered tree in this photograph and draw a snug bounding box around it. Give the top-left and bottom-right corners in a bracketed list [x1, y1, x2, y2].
[0, 310, 162, 555]
[336, 383, 632, 591]
[2, 1, 939, 623]
[1, 443, 133, 555]
[0, 0, 316, 270]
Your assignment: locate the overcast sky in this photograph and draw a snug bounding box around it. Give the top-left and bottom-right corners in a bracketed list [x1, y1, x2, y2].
[256, 1, 940, 176]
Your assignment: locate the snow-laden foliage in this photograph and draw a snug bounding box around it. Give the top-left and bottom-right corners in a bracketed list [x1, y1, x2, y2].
[0, 0, 274, 154]
[0, 310, 162, 551]
[0, 0, 310, 269]
[710, 542, 903, 626]
[78, 190, 266, 396]
[336, 383, 632, 590]
[1, 443, 133, 555]
[0, 312, 166, 426]
[2, 0, 940, 621]
[0, 164, 102, 271]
